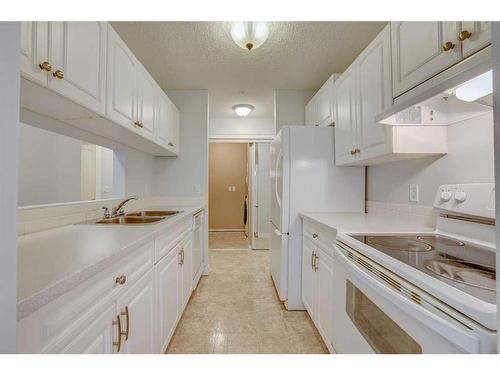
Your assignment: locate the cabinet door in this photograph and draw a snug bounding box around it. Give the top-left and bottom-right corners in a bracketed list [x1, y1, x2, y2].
[315, 250, 334, 351]
[461, 22, 491, 58]
[20, 21, 49, 86]
[391, 22, 461, 97]
[317, 76, 335, 127]
[305, 96, 317, 126]
[106, 25, 137, 130]
[181, 239, 193, 310]
[301, 240, 315, 315]
[334, 67, 357, 165]
[60, 304, 116, 354]
[136, 67, 157, 141]
[157, 93, 177, 153]
[169, 102, 180, 154]
[49, 22, 107, 116]
[116, 269, 156, 354]
[356, 26, 392, 161]
[156, 248, 180, 352]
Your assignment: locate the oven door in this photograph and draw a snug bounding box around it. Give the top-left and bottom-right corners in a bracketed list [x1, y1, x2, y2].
[332, 241, 492, 354]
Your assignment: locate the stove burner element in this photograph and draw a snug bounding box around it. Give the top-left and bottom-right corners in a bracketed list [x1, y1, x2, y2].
[417, 235, 465, 247]
[424, 259, 496, 291]
[366, 236, 433, 252]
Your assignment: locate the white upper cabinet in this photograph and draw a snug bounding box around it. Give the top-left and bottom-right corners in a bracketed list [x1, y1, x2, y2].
[135, 66, 157, 141]
[334, 25, 447, 166]
[20, 22, 49, 86]
[333, 67, 357, 165]
[391, 22, 461, 97]
[49, 22, 107, 116]
[157, 92, 180, 155]
[356, 25, 392, 161]
[460, 22, 491, 58]
[106, 25, 137, 131]
[305, 74, 336, 126]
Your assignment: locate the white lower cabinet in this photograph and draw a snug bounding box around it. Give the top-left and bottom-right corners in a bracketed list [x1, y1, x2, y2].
[301, 227, 335, 353]
[115, 269, 156, 354]
[60, 304, 116, 354]
[156, 247, 180, 353]
[18, 212, 204, 354]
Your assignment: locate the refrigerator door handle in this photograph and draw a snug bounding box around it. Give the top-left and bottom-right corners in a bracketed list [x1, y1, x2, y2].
[274, 148, 282, 209]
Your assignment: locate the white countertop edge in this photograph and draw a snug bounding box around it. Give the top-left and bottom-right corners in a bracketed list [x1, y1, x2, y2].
[300, 212, 497, 330]
[17, 205, 205, 320]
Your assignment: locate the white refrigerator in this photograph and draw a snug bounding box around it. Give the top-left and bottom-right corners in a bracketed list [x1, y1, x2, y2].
[270, 126, 365, 310]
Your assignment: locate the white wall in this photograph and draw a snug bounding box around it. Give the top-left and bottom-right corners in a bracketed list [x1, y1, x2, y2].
[18, 123, 83, 206]
[367, 112, 495, 206]
[274, 89, 315, 134]
[124, 148, 156, 198]
[209, 117, 275, 140]
[0, 22, 20, 353]
[155, 90, 209, 200]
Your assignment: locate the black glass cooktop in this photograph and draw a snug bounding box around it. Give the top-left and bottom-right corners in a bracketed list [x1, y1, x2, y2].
[350, 234, 496, 304]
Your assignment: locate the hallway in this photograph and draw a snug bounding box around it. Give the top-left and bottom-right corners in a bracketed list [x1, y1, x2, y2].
[166, 249, 328, 354]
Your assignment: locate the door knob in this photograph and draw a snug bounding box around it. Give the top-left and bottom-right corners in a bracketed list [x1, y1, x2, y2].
[442, 41, 455, 51]
[38, 61, 52, 72]
[458, 30, 472, 41]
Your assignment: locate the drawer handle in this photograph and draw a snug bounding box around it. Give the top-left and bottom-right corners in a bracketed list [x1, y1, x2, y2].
[38, 61, 52, 72]
[121, 306, 130, 341]
[442, 41, 455, 51]
[52, 69, 64, 79]
[311, 251, 315, 270]
[115, 275, 127, 285]
[458, 30, 472, 41]
[312, 233, 318, 239]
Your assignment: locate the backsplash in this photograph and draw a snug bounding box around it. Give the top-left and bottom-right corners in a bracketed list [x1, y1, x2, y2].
[366, 200, 437, 228]
[17, 196, 206, 235]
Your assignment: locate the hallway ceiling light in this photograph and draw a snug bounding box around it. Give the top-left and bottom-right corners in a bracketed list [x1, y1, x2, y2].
[230, 22, 270, 51]
[232, 104, 255, 117]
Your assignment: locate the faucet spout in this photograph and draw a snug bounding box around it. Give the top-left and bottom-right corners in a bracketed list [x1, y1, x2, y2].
[112, 196, 139, 217]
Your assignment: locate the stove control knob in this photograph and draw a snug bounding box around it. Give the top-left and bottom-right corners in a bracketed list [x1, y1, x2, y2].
[440, 190, 452, 201]
[454, 191, 467, 203]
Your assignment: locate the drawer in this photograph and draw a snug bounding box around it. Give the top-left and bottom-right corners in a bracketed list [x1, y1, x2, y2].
[18, 241, 154, 353]
[155, 217, 192, 263]
[303, 220, 336, 257]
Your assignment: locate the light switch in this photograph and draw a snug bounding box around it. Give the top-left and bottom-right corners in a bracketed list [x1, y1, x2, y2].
[409, 183, 419, 202]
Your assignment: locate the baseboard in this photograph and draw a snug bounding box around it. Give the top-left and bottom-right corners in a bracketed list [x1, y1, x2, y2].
[209, 229, 245, 232]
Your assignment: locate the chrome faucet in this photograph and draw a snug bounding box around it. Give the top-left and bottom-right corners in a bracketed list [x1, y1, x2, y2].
[102, 196, 139, 218]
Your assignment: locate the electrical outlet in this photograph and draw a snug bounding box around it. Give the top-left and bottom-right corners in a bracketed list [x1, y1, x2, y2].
[409, 183, 419, 202]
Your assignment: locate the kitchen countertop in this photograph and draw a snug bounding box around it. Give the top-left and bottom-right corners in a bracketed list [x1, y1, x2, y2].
[17, 205, 204, 320]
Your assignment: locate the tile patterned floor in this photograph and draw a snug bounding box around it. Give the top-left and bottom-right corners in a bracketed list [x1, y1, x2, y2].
[166, 248, 329, 354]
[208, 231, 250, 250]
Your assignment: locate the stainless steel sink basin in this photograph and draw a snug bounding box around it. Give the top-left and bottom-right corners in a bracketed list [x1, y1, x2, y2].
[125, 210, 181, 217]
[94, 216, 166, 225]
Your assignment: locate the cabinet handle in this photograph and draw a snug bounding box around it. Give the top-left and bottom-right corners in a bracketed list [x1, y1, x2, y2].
[121, 306, 130, 341]
[38, 61, 52, 72]
[115, 275, 127, 285]
[458, 30, 472, 41]
[314, 254, 319, 272]
[350, 149, 356, 155]
[442, 41, 455, 51]
[182, 248, 185, 265]
[168, 142, 174, 147]
[354, 148, 361, 154]
[138, 122, 144, 128]
[52, 70, 64, 79]
[113, 314, 123, 352]
[178, 249, 183, 265]
[311, 251, 315, 270]
[312, 233, 318, 239]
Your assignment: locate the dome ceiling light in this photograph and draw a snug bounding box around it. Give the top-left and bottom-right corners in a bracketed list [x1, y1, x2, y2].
[230, 22, 270, 51]
[232, 104, 255, 117]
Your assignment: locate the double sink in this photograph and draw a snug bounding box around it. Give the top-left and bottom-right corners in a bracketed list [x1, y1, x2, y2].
[94, 210, 181, 225]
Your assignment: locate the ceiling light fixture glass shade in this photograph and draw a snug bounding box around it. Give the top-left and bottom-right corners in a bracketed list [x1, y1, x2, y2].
[230, 22, 269, 51]
[232, 104, 255, 117]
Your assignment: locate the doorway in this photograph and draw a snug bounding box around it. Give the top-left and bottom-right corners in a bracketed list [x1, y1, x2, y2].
[208, 142, 249, 250]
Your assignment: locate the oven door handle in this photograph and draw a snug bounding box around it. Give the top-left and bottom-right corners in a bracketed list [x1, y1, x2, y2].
[334, 243, 481, 354]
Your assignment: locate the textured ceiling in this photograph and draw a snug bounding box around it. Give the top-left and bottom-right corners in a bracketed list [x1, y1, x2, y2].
[111, 22, 387, 118]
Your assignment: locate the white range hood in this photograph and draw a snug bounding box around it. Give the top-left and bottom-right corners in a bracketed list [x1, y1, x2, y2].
[376, 50, 493, 127]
